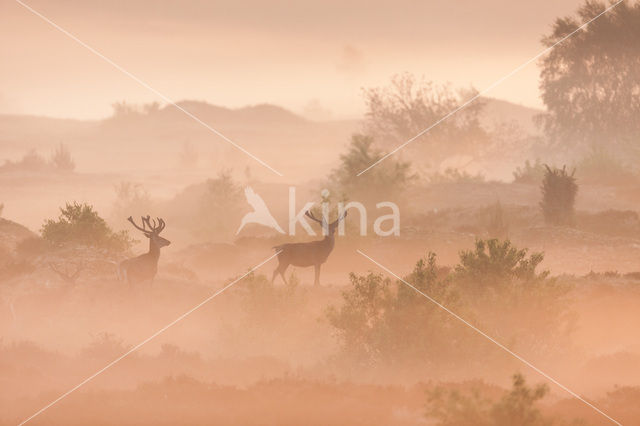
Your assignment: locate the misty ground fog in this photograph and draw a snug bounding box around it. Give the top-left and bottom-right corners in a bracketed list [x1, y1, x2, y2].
[2, 1, 640, 425]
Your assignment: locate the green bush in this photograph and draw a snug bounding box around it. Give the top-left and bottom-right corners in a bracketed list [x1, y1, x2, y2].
[455, 239, 548, 291]
[329, 241, 571, 370]
[455, 239, 571, 358]
[327, 253, 463, 366]
[426, 373, 550, 426]
[540, 165, 578, 226]
[329, 134, 414, 201]
[41, 202, 133, 253]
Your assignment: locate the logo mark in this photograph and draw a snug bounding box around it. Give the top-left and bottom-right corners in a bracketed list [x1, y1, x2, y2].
[236, 186, 285, 235]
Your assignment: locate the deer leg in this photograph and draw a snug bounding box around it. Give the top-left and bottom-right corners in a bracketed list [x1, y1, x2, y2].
[277, 263, 289, 285]
[314, 264, 321, 286]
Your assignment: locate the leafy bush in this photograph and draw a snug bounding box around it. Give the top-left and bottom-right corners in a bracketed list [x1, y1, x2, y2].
[329, 133, 414, 201]
[41, 202, 133, 253]
[0, 150, 49, 173]
[0, 146, 77, 173]
[363, 73, 488, 166]
[513, 159, 545, 184]
[540, 165, 578, 226]
[329, 241, 571, 371]
[327, 253, 463, 366]
[455, 239, 571, 358]
[455, 239, 548, 291]
[426, 373, 550, 426]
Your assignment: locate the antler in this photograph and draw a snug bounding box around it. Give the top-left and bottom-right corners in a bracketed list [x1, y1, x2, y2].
[330, 210, 348, 226]
[305, 210, 324, 224]
[142, 216, 166, 234]
[128, 215, 151, 234]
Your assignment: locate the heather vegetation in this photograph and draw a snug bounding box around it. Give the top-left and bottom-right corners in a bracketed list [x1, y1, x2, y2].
[2, 1, 640, 424]
[41, 202, 133, 253]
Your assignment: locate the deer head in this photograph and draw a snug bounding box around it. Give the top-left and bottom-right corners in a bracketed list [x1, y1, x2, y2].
[127, 215, 171, 248]
[305, 210, 347, 236]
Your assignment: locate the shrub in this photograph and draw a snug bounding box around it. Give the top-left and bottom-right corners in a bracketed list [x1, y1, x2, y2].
[426, 373, 551, 426]
[455, 239, 548, 291]
[327, 253, 462, 366]
[50, 143, 75, 172]
[540, 165, 578, 226]
[329, 133, 414, 201]
[363, 73, 488, 166]
[454, 240, 571, 357]
[0, 150, 49, 173]
[41, 202, 133, 253]
[512, 159, 545, 184]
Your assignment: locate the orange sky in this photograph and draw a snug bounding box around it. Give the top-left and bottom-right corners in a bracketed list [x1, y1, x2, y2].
[1, 0, 585, 119]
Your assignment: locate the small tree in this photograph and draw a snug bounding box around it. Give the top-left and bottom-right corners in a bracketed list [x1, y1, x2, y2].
[50, 143, 75, 172]
[490, 374, 549, 426]
[363, 73, 488, 166]
[329, 133, 414, 201]
[42, 202, 133, 253]
[327, 253, 462, 366]
[454, 240, 570, 358]
[540, 165, 578, 226]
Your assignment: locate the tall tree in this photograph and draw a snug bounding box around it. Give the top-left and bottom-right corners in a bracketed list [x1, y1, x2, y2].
[363, 73, 488, 167]
[539, 0, 640, 158]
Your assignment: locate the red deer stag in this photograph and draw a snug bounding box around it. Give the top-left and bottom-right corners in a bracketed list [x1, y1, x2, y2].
[118, 216, 170, 286]
[272, 210, 347, 286]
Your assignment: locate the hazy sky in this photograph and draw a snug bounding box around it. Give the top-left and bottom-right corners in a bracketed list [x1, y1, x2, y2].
[1, 0, 586, 119]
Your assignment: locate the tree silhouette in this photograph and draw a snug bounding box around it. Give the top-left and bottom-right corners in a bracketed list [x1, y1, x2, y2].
[539, 1, 640, 159]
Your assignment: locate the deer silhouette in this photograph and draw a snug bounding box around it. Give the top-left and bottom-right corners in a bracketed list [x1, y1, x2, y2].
[272, 210, 347, 286]
[118, 216, 170, 286]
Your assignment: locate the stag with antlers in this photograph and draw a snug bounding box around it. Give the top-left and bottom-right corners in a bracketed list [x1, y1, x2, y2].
[272, 210, 347, 286]
[118, 216, 170, 286]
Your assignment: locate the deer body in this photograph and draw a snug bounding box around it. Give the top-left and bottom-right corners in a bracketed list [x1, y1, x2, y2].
[272, 211, 345, 286]
[118, 216, 170, 286]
